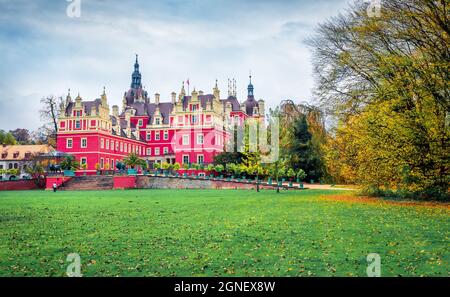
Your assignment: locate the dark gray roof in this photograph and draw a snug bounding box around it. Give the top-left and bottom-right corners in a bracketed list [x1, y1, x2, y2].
[243, 96, 259, 116]
[221, 96, 241, 112]
[65, 98, 102, 116]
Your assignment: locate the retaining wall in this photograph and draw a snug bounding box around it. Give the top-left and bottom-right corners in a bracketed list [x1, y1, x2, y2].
[0, 179, 40, 191]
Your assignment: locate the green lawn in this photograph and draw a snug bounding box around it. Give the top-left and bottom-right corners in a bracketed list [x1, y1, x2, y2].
[0, 189, 448, 276]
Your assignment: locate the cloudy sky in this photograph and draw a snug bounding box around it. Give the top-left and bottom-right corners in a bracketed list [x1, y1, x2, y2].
[0, 0, 350, 131]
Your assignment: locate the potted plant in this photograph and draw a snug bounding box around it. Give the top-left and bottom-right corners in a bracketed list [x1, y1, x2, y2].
[286, 168, 296, 187]
[153, 162, 161, 176]
[81, 163, 88, 176]
[173, 162, 181, 176]
[296, 169, 307, 183]
[161, 162, 171, 176]
[206, 164, 215, 177]
[214, 164, 224, 179]
[141, 161, 148, 175]
[123, 152, 145, 175]
[60, 156, 79, 177]
[95, 163, 100, 175]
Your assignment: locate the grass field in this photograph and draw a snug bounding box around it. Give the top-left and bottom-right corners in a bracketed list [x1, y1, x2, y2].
[0, 189, 448, 277]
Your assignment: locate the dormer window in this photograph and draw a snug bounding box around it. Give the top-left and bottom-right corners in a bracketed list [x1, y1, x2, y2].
[138, 119, 143, 127]
[155, 118, 161, 125]
[13, 152, 19, 158]
[24, 152, 31, 159]
[1, 152, 7, 159]
[76, 110, 81, 117]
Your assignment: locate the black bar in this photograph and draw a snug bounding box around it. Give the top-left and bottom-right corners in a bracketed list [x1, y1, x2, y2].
[0, 277, 445, 296]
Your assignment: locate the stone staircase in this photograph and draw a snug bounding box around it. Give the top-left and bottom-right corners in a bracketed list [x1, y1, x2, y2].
[60, 175, 114, 191]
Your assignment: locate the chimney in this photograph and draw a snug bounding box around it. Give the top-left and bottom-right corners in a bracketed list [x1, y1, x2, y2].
[258, 99, 265, 116]
[155, 93, 160, 105]
[198, 90, 204, 96]
[171, 92, 176, 104]
[112, 105, 119, 117]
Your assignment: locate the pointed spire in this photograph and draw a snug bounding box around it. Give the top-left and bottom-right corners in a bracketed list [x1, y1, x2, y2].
[66, 88, 72, 103]
[247, 73, 254, 98]
[134, 54, 139, 70]
[131, 54, 142, 89]
[101, 86, 107, 104]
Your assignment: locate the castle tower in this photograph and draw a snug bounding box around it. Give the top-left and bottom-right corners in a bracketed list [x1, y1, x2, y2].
[131, 54, 142, 89]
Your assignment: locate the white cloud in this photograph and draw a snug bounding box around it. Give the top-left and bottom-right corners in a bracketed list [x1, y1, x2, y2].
[0, 0, 350, 131]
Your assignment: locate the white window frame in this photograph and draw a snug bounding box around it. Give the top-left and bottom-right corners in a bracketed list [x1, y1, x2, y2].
[66, 138, 73, 149]
[182, 155, 189, 164]
[163, 130, 169, 140]
[163, 147, 168, 155]
[146, 148, 151, 156]
[182, 135, 189, 145]
[197, 154, 204, 164]
[197, 134, 204, 145]
[81, 138, 87, 148]
[155, 148, 160, 156]
[155, 131, 160, 141]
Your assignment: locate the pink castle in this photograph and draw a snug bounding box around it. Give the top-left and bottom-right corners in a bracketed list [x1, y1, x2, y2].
[57, 55, 265, 174]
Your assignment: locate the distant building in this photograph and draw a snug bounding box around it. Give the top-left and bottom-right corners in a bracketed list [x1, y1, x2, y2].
[57, 55, 265, 174]
[0, 145, 54, 180]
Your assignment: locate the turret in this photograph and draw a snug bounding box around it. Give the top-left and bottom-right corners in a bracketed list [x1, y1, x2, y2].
[65, 89, 72, 105]
[213, 79, 220, 101]
[247, 74, 254, 97]
[191, 88, 199, 102]
[112, 105, 119, 117]
[258, 99, 265, 117]
[101, 86, 108, 106]
[171, 92, 176, 104]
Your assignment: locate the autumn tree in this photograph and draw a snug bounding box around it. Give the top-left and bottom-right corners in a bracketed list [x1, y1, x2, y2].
[0, 130, 17, 145]
[308, 0, 449, 199]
